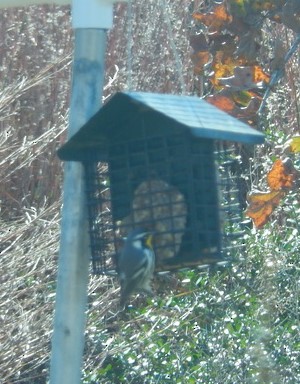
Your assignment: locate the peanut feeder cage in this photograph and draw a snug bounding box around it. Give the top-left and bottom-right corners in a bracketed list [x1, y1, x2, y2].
[58, 92, 264, 274]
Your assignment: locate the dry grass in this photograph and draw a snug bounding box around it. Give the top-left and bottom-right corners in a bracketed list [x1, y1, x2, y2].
[0, 5, 71, 382]
[1, 202, 60, 382]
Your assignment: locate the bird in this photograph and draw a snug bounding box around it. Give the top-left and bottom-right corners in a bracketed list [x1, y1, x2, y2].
[118, 228, 155, 307]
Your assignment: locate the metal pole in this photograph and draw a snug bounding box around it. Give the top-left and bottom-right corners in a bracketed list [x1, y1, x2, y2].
[50, 0, 127, 381]
[0, 1, 126, 382]
[49, 28, 107, 384]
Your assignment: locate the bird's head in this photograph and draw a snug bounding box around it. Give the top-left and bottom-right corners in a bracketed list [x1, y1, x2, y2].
[126, 228, 153, 250]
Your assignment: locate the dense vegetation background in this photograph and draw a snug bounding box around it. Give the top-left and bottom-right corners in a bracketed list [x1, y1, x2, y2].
[0, 1, 299, 383]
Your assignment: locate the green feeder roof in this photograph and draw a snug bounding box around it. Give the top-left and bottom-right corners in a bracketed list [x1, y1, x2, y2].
[58, 91, 264, 161]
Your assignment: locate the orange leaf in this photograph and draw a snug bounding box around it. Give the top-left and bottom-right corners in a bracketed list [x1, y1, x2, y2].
[267, 159, 295, 190]
[193, 4, 232, 33]
[253, 65, 270, 84]
[219, 66, 270, 90]
[206, 94, 237, 113]
[210, 61, 236, 87]
[246, 190, 285, 228]
[214, 49, 238, 64]
[191, 51, 211, 74]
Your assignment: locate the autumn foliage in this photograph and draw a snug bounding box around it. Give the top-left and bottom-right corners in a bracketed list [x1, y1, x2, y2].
[246, 159, 299, 228]
[191, 0, 300, 228]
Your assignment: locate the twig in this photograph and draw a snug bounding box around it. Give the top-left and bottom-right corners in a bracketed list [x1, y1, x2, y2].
[258, 33, 300, 115]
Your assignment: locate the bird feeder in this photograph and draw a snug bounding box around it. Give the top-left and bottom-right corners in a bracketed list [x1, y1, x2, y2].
[58, 92, 264, 274]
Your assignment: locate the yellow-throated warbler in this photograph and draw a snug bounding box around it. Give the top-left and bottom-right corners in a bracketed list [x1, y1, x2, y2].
[118, 228, 155, 307]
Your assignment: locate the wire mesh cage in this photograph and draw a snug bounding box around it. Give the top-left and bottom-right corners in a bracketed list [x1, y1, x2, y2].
[84, 138, 244, 274]
[57, 91, 264, 275]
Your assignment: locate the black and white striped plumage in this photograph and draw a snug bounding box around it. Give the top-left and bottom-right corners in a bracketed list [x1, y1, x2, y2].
[118, 228, 155, 307]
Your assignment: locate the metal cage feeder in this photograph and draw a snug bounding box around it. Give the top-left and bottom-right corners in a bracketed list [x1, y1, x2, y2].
[58, 92, 264, 274]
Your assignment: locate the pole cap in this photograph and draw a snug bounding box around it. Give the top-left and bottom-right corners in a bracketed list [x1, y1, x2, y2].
[72, 0, 128, 29]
